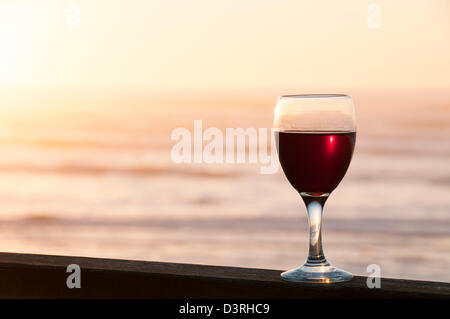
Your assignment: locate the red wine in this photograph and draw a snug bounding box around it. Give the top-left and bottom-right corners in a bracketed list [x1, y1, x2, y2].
[275, 131, 356, 194]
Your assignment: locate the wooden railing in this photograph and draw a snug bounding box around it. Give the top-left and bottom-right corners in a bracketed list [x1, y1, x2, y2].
[0, 252, 448, 298]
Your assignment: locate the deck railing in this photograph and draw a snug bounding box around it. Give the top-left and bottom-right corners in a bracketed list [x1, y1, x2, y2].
[0, 252, 448, 298]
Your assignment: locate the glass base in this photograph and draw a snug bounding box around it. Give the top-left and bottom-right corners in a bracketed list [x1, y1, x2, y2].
[281, 264, 353, 283]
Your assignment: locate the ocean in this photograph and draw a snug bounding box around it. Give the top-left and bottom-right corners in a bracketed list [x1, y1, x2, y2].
[0, 89, 448, 282]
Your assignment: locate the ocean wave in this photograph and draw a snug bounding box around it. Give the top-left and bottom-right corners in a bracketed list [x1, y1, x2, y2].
[0, 163, 239, 178]
[0, 136, 166, 150]
[350, 173, 450, 185]
[5, 215, 450, 236]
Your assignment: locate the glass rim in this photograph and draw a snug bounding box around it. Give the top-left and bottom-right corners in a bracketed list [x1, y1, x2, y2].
[278, 94, 351, 99]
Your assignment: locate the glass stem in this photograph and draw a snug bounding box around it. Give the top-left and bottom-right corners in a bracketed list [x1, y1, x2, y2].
[302, 194, 329, 267]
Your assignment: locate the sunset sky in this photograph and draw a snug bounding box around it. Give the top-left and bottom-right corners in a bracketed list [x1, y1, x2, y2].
[0, 1, 449, 284]
[0, 0, 449, 92]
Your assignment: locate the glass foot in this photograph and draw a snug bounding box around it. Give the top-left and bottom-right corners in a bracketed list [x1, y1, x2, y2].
[281, 264, 353, 283]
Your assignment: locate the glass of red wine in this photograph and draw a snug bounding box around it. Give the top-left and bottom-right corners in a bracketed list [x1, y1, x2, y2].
[274, 94, 356, 283]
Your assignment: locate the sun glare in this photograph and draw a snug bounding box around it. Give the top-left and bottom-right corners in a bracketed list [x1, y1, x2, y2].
[0, 4, 33, 84]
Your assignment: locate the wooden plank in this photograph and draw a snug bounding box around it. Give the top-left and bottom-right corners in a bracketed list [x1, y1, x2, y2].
[0, 252, 448, 299]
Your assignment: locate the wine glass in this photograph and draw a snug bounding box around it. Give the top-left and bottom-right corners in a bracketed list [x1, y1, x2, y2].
[274, 94, 356, 283]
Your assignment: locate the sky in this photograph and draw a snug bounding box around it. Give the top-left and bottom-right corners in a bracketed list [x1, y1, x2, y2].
[0, 0, 449, 92]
